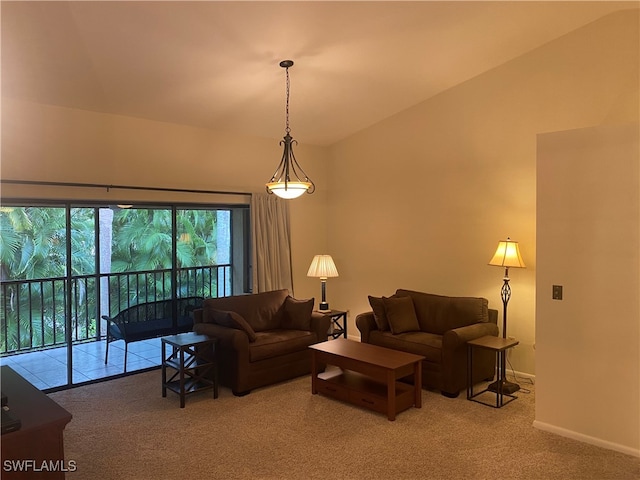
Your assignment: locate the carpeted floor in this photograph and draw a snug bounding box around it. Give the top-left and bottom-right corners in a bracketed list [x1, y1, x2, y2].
[49, 371, 639, 480]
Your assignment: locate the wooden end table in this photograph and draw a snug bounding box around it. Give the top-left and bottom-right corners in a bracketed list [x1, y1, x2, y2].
[309, 339, 424, 421]
[161, 332, 218, 408]
[318, 310, 348, 339]
[467, 335, 519, 408]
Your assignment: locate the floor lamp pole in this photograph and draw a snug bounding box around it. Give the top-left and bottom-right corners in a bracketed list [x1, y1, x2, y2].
[500, 269, 511, 338]
[488, 267, 520, 395]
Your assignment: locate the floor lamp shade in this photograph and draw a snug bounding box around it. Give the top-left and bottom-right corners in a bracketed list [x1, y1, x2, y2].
[307, 255, 339, 312]
[488, 238, 526, 270]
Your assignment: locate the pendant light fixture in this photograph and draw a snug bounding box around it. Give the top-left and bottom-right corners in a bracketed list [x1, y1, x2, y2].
[266, 60, 315, 199]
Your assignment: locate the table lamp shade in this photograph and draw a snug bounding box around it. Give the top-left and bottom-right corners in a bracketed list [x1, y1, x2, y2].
[307, 255, 339, 279]
[307, 255, 338, 312]
[488, 238, 526, 269]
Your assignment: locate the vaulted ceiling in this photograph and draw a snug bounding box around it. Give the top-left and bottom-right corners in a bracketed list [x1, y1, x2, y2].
[1, 1, 635, 146]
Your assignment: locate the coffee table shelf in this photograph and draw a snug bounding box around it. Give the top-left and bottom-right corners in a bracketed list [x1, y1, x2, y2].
[317, 369, 415, 416]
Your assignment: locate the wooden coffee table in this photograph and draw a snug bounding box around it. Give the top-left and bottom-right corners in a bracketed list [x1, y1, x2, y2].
[309, 339, 424, 421]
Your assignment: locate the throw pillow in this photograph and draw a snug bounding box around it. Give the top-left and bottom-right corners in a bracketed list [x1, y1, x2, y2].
[383, 296, 420, 334]
[209, 308, 257, 342]
[368, 295, 392, 331]
[282, 296, 314, 330]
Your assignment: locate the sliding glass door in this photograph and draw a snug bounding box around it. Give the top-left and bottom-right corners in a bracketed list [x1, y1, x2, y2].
[0, 202, 249, 390]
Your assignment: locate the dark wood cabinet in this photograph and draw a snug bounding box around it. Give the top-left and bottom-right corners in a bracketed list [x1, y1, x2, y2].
[1, 366, 73, 479]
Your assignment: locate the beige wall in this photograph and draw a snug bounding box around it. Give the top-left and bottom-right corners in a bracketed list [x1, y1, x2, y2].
[327, 10, 639, 377]
[536, 123, 639, 455]
[0, 99, 330, 302]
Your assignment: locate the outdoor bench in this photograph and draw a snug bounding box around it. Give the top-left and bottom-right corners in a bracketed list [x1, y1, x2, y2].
[102, 296, 204, 371]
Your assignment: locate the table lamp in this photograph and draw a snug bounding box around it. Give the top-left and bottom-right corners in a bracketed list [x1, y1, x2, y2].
[307, 255, 339, 312]
[488, 237, 525, 394]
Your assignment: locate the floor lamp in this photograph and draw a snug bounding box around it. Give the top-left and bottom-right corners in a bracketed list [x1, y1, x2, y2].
[488, 237, 526, 394]
[307, 255, 339, 312]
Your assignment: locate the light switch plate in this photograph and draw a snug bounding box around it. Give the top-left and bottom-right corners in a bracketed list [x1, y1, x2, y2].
[552, 285, 563, 300]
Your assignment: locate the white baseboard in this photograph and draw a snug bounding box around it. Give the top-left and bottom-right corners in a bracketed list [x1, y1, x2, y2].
[533, 420, 640, 458]
[502, 368, 536, 385]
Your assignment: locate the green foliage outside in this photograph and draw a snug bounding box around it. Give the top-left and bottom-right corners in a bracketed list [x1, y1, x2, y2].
[0, 206, 226, 354]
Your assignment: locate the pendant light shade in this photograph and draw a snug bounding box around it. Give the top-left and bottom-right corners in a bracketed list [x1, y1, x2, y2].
[266, 60, 315, 199]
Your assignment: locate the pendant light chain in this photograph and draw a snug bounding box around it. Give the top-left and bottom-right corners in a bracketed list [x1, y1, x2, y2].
[284, 65, 291, 135]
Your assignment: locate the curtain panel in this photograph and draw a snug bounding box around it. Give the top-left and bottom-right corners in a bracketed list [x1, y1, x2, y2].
[250, 194, 293, 294]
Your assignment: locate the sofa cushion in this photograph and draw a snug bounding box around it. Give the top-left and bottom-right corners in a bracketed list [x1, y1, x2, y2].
[207, 308, 257, 342]
[281, 296, 314, 330]
[368, 295, 392, 331]
[396, 289, 489, 335]
[249, 330, 317, 362]
[369, 330, 442, 364]
[202, 289, 288, 332]
[384, 296, 420, 334]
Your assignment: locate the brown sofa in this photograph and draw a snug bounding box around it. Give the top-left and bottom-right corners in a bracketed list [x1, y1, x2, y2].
[193, 289, 330, 396]
[356, 289, 499, 397]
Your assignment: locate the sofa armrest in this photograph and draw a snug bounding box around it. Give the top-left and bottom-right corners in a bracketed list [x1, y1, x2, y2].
[443, 322, 499, 350]
[355, 312, 377, 343]
[310, 312, 332, 342]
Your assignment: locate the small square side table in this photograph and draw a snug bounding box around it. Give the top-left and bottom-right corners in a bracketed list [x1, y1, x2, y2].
[467, 335, 519, 408]
[317, 310, 347, 339]
[161, 332, 218, 408]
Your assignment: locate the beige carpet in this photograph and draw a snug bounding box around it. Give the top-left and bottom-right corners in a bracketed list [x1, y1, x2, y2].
[49, 371, 639, 480]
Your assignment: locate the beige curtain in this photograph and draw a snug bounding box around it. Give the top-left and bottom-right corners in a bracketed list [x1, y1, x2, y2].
[250, 193, 293, 294]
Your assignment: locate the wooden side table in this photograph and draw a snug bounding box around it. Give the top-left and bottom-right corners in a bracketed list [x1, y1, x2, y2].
[467, 335, 519, 408]
[318, 310, 347, 339]
[161, 332, 218, 408]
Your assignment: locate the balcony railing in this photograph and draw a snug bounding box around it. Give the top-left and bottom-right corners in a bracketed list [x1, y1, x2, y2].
[0, 265, 231, 356]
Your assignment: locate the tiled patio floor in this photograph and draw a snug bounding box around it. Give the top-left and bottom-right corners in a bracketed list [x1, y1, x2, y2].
[0, 338, 162, 390]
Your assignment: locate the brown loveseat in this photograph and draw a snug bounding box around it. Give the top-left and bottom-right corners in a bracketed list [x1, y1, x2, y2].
[356, 289, 499, 397]
[193, 289, 330, 396]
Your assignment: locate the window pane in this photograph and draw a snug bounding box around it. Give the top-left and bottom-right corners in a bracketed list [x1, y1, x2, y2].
[110, 207, 172, 272]
[101, 206, 173, 309]
[71, 207, 96, 276]
[176, 208, 231, 298]
[176, 209, 231, 268]
[0, 206, 67, 280]
[0, 206, 68, 355]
